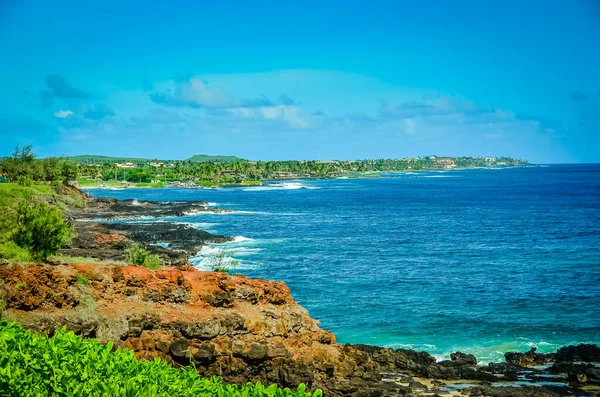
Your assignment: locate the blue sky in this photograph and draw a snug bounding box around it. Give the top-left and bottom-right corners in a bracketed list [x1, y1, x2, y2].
[1, 0, 599, 162]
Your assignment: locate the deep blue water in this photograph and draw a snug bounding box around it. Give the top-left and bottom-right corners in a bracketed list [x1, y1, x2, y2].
[87, 165, 600, 362]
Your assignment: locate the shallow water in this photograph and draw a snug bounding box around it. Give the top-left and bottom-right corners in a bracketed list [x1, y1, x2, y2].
[87, 164, 600, 362]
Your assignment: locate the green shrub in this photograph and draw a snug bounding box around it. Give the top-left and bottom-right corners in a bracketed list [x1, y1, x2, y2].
[209, 249, 239, 274]
[0, 321, 320, 397]
[1, 200, 73, 261]
[126, 244, 161, 269]
[16, 175, 32, 187]
[0, 241, 32, 262]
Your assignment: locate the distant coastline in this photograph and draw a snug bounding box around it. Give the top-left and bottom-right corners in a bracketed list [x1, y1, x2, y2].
[75, 156, 532, 190]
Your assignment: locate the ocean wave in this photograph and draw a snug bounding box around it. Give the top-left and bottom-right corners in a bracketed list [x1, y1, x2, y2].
[183, 209, 271, 216]
[243, 182, 319, 191]
[189, 246, 259, 271]
[176, 222, 217, 230]
[232, 236, 254, 242]
[149, 242, 170, 248]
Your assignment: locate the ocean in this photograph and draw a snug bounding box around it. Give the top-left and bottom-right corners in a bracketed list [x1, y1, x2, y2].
[87, 164, 600, 363]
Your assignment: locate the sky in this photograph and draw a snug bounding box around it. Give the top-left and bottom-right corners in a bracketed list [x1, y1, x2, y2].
[1, 0, 599, 163]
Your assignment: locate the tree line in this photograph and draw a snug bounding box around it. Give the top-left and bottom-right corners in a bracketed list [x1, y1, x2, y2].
[0, 146, 78, 183]
[77, 156, 529, 184]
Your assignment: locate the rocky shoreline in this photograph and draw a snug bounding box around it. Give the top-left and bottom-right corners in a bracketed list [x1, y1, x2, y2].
[60, 195, 234, 265]
[3, 192, 599, 396]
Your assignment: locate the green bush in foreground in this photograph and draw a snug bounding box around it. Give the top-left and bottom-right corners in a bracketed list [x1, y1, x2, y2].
[0, 200, 73, 261]
[0, 322, 320, 397]
[126, 244, 161, 269]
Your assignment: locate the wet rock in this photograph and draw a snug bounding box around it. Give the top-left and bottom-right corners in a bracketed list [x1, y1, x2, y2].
[408, 380, 427, 390]
[555, 344, 600, 363]
[451, 351, 477, 365]
[504, 347, 554, 367]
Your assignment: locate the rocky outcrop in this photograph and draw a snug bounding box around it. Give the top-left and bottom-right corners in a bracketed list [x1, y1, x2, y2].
[504, 347, 555, 367]
[0, 263, 377, 395]
[1, 263, 599, 397]
[65, 197, 234, 221]
[61, 196, 234, 265]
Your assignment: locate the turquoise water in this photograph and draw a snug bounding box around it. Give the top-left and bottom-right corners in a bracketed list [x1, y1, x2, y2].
[87, 164, 600, 363]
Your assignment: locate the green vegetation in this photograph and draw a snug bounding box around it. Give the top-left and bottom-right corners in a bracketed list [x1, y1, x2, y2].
[209, 249, 239, 274]
[74, 155, 529, 187]
[0, 321, 319, 397]
[126, 244, 161, 270]
[0, 145, 78, 183]
[0, 199, 73, 261]
[76, 274, 90, 286]
[2, 147, 528, 188]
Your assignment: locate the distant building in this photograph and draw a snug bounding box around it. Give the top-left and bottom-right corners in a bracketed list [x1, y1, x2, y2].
[434, 158, 456, 168]
[484, 157, 497, 162]
[116, 162, 136, 168]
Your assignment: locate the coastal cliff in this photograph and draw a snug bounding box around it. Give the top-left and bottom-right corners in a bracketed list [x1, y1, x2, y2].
[2, 262, 600, 397]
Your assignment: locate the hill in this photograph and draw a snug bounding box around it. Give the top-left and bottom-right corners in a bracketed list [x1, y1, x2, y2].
[63, 154, 245, 163]
[63, 155, 169, 163]
[185, 154, 245, 162]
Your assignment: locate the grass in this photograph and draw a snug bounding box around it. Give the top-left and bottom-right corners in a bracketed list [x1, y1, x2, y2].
[133, 182, 166, 187]
[47, 255, 128, 266]
[0, 182, 87, 211]
[0, 182, 53, 209]
[77, 179, 129, 187]
[76, 274, 90, 286]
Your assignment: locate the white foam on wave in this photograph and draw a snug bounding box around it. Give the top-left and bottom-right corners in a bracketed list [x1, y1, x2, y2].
[243, 182, 319, 191]
[421, 175, 457, 178]
[176, 221, 217, 230]
[182, 209, 271, 216]
[189, 246, 259, 271]
[232, 236, 254, 242]
[131, 199, 141, 206]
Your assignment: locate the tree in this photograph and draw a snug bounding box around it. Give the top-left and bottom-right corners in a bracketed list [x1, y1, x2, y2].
[2, 200, 73, 261]
[61, 162, 78, 182]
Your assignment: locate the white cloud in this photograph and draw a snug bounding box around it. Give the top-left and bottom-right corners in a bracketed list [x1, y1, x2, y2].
[150, 79, 235, 108]
[54, 109, 74, 118]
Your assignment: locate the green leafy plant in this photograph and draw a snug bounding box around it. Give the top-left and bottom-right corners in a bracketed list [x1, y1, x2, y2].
[16, 175, 33, 187]
[126, 244, 161, 270]
[0, 321, 320, 397]
[209, 249, 239, 274]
